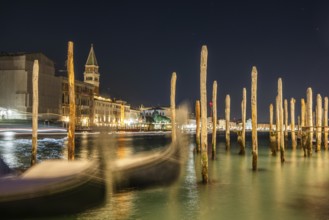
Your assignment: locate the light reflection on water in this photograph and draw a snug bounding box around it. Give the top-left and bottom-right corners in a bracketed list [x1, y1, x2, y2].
[0, 136, 66, 169]
[1, 132, 329, 219]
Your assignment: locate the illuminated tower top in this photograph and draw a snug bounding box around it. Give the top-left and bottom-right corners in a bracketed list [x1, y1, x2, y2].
[84, 44, 100, 95]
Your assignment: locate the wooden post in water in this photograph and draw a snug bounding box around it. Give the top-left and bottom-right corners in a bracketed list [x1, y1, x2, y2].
[324, 97, 328, 150]
[306, 88, 313, 156]
[171, 72, 177, 144]
[195, 100, 201, 153]
[316, 94, 322, 152]
[67, 41, 76, 161]
[278, 78, 285, 162]
[239, 88, 247, 155]
[270, 104, 273, 134]
[200, 45, 208, 183]
[290, 98, 296, 149]
[301, 98, 306, 156]
[276, 96, 280, 152]
[284, 99, 288, 141]
[297, 116, 301, 146]
[269, 103, 276, 155]
[31, 60, 39, 166]
[251, 66, 258, 170]
[225, 94, 231, 150]
[212, 81, 217, 160]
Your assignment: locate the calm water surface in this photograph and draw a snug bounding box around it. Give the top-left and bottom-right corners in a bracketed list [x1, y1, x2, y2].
[0, 132, 329, 220]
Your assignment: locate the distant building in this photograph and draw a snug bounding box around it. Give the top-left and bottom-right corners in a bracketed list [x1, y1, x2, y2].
[93, 96, 112, 126]
[246, 118, 252, 130]
[0, 52, 61, 120]
[218, 119, 225, 130]
[140, 106, 171, 130]
[140, 106, 171, 118]
[82, 45, 139, 128]
[93, 96, 139, 127]
[0, 47, 139, 128]
[84, 44, 100, 96]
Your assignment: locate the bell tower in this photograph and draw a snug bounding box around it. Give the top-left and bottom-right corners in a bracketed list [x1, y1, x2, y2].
[84, 44, 100, 95]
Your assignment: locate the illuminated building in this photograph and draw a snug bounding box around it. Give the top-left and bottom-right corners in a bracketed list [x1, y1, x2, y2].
[140, 106, 171, 130]
[60, 77, 94, 128]
[0, 47, 139, 129]
[0, 52, 61, 120]
[84, 44, 100, 96]
[83, 45, 140, 128]
[93, 97, 134, 128]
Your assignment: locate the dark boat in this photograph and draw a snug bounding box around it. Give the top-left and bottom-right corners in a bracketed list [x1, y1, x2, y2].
[0, 160, 105, 218]
[0, 136, 182, 217]
[112, 142, 181, 190]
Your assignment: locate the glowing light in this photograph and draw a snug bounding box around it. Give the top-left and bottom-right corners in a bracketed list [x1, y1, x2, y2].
[82, 118, 88, 126]
[2, 131, 15, 138]
[64, 116, 69, 122]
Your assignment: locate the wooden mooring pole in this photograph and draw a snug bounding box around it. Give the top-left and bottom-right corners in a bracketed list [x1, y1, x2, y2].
[212, 81, 217, 160]
[251, 67, 258, 170]
[31, 60, 39, 166]
[225, 94, 231, 150]
[67, 41, 76, 160]
[171, 72, 177, 144]
[200, 45, 208, 183]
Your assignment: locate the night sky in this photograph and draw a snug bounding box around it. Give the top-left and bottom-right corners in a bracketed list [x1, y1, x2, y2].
[1, 0, 329, 122]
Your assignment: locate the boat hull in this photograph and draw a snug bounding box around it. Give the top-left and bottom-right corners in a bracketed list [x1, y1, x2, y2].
[0, 160, 105, 218]
[112, 143, 180, 190]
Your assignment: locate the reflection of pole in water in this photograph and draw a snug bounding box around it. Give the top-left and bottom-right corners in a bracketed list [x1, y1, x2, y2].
[31, 60, 39, 166]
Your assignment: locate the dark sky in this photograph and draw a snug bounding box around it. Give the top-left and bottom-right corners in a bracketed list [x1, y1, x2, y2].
[1, 0, 329, 122]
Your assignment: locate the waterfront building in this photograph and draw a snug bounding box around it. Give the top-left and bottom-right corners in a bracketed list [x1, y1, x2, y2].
[93, 96, 112, 126]
[0, 52, 61, 120]
[218, 119, 226, 130]
[140, 106, 171, 130]
[60, 77, 94, 128]
[83, 44, 139, 128]
[0, 46, 139, 129]
[93, 96, 139, 128]
[140, 106, 171, 118]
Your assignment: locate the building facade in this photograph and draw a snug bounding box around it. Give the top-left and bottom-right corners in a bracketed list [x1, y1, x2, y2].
[0, 53, 61, 120]
[60, 77, 94, 128]
[93, 96, 140, 128]
[0, 48, 139, 129]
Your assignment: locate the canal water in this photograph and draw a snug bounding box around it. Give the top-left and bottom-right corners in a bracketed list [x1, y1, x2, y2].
[0, 132, 329, 220]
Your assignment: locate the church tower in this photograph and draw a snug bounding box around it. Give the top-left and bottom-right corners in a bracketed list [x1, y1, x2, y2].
[84, 44, 100, 95]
